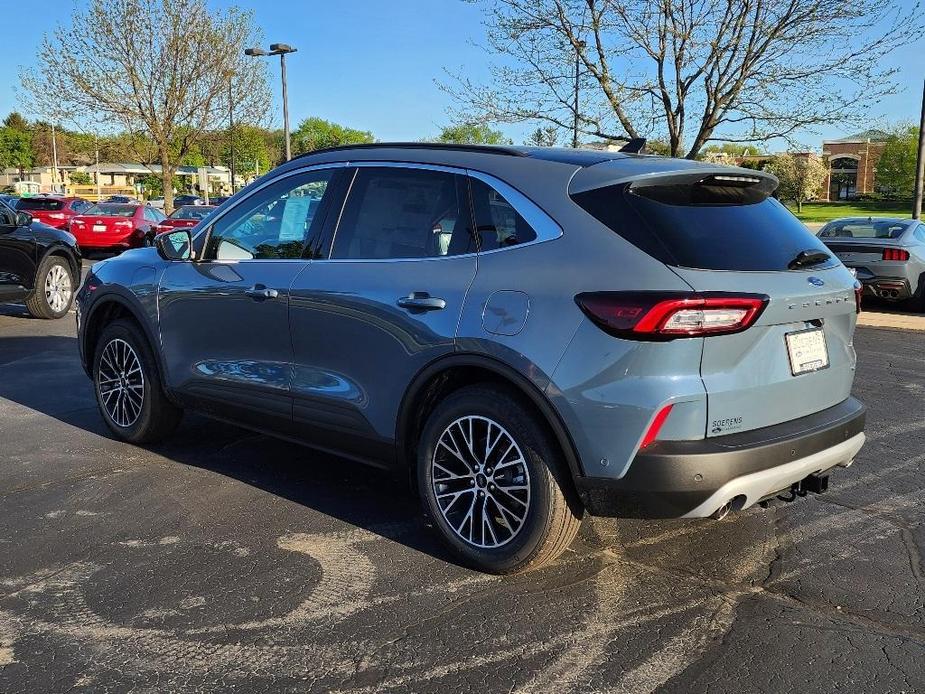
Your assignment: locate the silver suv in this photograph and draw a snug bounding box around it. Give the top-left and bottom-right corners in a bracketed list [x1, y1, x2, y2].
[76, 144, 866, 574]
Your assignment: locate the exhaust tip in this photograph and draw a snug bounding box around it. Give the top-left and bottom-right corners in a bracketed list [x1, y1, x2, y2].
[711, 501, 732, 520]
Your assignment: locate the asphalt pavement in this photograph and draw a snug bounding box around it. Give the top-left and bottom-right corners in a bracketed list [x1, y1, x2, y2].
[1, 269, 924, 693]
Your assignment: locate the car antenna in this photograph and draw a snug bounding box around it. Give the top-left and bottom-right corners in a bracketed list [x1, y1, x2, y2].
[619, 137, 647, 154]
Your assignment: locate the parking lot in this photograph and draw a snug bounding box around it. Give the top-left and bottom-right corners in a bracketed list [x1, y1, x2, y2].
[1, 262, 924, 693]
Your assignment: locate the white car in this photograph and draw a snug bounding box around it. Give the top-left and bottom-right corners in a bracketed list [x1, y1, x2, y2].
[146, 197, 165, 210]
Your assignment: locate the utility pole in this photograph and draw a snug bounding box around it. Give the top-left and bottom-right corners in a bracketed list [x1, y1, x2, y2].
[50, 123, 59, 193]
[94, 133, 101, 201]
[572, 40, 586, 149]
[913, 78, 925, 219]
[246, 43, 298, 161]
[228, 78, 236, 194]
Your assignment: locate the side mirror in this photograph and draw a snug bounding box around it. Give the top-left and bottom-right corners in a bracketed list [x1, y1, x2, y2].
[15, 211, 32, 227]
[155, 229, 193, 261]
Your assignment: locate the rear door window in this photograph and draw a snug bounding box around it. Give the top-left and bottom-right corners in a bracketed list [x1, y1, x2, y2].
[331, 167, 473, 259]
[572, 183, 837, 271]
[17, 198, 64, 211]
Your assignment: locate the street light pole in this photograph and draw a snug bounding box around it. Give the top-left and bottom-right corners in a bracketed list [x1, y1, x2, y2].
[572, 40, 586, 149]
[245, 43, 298, 162]
[228, 78, 236, 194]
[913, 78, 925, 220]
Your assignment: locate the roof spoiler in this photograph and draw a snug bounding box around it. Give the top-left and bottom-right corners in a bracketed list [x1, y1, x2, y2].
[619, 138, 647, 154]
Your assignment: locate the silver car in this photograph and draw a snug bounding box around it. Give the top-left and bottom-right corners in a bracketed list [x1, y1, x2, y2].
[817, 217, 925, 308]
[76, 143, 866, 574]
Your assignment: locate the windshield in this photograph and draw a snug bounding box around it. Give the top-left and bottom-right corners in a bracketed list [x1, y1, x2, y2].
[84, 204, 137, 217]
[170, 205, 214, 220]
[16, 198, 64, 211]
[818, 219, 911, 239]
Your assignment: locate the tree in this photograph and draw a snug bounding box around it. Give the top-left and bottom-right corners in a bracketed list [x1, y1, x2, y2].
[69, 171, 93, 186]
[0, 122, 34, 176]
[525, 126, 559, 147]
[765, 153, 828, 213]
[876, 125, 919, 199]
[444, 0, 923, 159]
[291, 117, 374, 155]
[21, 0, 271, 212]
[434, 122, 511, 145]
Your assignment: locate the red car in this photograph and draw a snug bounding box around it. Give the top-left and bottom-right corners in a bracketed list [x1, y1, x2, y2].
[69, 203, 167, 251]
[15, 196, 93, 230]
[154, 205, 216, 234]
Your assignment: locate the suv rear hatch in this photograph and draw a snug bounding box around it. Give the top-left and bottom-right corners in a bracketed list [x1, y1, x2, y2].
[571, 162, 860, 438]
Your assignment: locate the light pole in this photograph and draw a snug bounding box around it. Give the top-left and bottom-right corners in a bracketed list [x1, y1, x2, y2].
[913, 78, 925, 220]
[572, 40, 586, 149]
[228, 77, 236, 194]
[246, 43, 298, 161]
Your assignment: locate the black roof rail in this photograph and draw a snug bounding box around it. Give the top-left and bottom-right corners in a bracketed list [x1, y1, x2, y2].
[619, 137, 647, 154]
[290, 141, 529, 162]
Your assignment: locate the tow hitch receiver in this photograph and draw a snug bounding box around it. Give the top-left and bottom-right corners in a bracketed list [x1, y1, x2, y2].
[759, 473, 830, 508]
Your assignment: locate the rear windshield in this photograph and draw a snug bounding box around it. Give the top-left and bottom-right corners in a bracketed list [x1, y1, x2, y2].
[84, 204, 137, 217]
[818, 219, 910, 239]
[17, 198, 63, 211]
[170, 205, 214, 220]
[572, 183, 837, 271]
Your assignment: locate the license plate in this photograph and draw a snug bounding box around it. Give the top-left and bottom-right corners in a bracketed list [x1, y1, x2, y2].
[785, 328, 829, 376]
[92, 224, 106, 232]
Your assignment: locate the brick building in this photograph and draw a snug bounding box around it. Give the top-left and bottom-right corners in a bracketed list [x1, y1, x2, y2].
[820, 129, 888, 201]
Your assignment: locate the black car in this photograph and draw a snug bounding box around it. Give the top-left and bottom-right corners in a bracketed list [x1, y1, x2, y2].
[0, 201, 81, 318]
[174, 194, 205, 206]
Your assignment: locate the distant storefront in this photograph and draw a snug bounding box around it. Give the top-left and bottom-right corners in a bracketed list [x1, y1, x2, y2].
[821, 130, 888, 201]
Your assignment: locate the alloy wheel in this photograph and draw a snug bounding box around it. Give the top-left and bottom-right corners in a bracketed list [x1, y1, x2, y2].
[97, 338, 145, 428]
[44, 264, 72, 314]
[431, 415, 531, 548]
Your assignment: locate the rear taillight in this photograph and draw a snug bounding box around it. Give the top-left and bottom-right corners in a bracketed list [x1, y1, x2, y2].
[575, 292, 769, 340]
[47, 212, 65, 220]
[640, 404, 673, 449]
[114, 219, 133, 228]
[854, 280, 863, 314]
[882, 248, 910, 261]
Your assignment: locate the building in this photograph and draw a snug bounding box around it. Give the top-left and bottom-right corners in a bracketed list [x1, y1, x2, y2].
[820, 130, 888, 201]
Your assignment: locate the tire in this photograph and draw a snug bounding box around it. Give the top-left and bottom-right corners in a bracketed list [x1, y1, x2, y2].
[92, 319, 182, 443]
[25, 254, 75, 319]
[417, 385, 582, 574]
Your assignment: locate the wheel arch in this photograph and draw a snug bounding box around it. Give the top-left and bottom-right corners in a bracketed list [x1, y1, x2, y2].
[81, 290, 169, 394]
[396, 353, 585, 495]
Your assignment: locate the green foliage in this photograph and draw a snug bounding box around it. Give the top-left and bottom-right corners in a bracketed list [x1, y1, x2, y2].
[292, 117, 374, 155]
[223, 125, 273, 178]
[68, 171, 93, 185]
[435, 122, 511, 145]
[876, 125, 919, 199]
[0, 125, 34, 172]
[699, 142, 764, 158]
[524, 127, 558, 147]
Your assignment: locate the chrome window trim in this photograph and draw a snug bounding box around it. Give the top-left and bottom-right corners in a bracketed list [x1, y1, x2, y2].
[320, 160, 563, 263]
[192, 162, 348, 262]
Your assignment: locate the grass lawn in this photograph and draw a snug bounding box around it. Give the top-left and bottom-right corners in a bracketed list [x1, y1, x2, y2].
[787, 201, 914, 223]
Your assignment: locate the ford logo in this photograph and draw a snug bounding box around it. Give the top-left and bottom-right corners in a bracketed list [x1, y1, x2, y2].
[808, 277, 825, 287]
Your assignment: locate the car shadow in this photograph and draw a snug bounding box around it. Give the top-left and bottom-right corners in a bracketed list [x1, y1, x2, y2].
[0, 334, 459, 568]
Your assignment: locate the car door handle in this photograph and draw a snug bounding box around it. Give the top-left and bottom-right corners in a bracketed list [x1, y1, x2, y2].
[397, 293, 447, 311]
[244, 285, 279, 301]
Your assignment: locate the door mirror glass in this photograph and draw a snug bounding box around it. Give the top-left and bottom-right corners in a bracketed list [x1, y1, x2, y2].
[15, 211, 32, 227]
[155, 229, 192, 260]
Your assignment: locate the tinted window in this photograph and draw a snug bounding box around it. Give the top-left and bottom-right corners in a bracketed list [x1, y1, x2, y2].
[818, 219, 911, 239]
[206, 169, 334, 260]
[914, 225, 925, 243]
[572, 183, 837, 271]
[17, 198, 64, 211]
[331, 167, 472, 259]
[470, 178, 537, 251]
[70, 200, 90, 213]
[170, 205, 214, 220]
[84, 204, 138, 217]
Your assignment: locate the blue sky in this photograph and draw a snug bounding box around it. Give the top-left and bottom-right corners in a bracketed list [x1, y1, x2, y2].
[2, 0, 923, 150]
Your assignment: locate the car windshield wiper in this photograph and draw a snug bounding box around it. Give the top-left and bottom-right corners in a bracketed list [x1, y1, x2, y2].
[788, 249, 831, 270]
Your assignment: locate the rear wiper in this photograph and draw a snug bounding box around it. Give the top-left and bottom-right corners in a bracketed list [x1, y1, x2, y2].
[788, 249, 831, 270]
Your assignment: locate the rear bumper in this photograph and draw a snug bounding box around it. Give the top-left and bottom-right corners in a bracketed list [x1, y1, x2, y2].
[575, 397, 866, 518]
[860, 276, 912, 300]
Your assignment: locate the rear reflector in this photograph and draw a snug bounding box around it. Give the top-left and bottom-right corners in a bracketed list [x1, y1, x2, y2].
[640, 404, 673, 449]
[854, 280, 863, 313]
[882, 248, 910, 261]
[575, 292, 769, 340]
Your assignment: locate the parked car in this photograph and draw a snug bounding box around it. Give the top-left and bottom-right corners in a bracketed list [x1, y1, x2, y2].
[174, 194, 205, 207]
[0, 200, 81, 318]
[76, 143, 866, 574]
[817, 217, 925, 309]
[0, 193, 20, 208]
[103, 195, 138, 204]
[154, 205, 216, 233]
[69, 202, 167, 252]
[210, 195, 232, 205]
[146, 197, 165, 210]
[15, 196, 93, 230]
